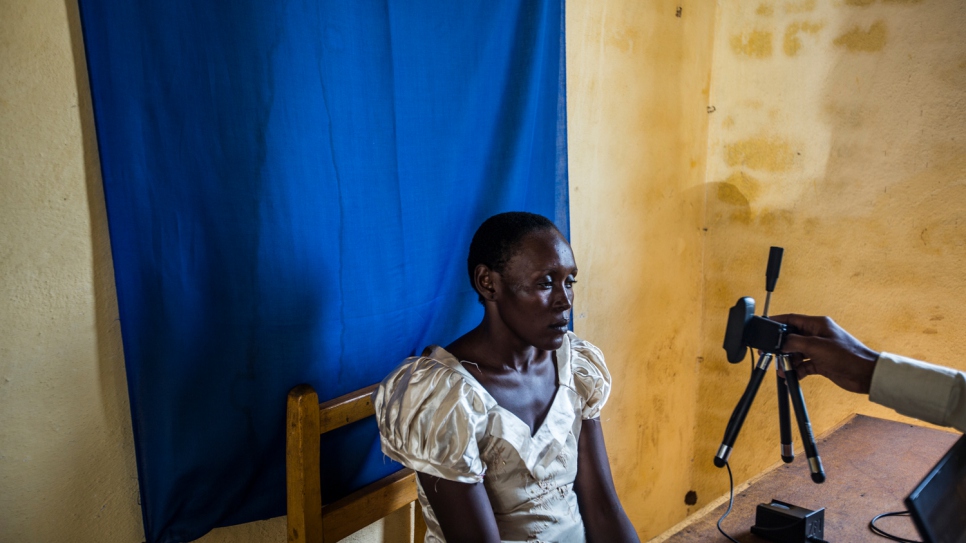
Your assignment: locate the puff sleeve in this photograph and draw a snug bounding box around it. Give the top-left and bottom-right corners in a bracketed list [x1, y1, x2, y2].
[570, 336, 612, 419]
[374, 356, 490, 483]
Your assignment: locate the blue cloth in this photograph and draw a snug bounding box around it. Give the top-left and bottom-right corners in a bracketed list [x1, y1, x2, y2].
[78, 1, 568, 542]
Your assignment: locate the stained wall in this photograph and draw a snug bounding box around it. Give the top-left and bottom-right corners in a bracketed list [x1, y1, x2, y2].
[694, 0, 966, 514]
[566, 0, 716, 539]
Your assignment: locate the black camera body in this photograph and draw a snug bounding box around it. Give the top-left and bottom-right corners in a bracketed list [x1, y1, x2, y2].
[723, 297, 790, 363]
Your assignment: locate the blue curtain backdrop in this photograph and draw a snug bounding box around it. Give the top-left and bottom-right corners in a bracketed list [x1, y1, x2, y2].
[78, 1, 568, 542]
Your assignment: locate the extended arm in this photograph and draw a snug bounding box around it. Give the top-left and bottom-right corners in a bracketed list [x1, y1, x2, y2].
[417, 472, 501, 543]
[773, 313, 966, 432]
[574, 418, 640, 543]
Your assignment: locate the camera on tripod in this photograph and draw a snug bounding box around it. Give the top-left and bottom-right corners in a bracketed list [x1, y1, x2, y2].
[714, 247, 825, 484]
[723, 297, 793, 364]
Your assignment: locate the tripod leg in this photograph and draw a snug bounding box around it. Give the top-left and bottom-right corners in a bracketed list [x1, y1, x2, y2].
[715, 353, 773, 468]
[778, 355, 826, 483]
[777, 374, 794, 463]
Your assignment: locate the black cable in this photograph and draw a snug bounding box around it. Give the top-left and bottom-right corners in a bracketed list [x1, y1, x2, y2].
[716, 460, 741, 543]
[869, 511, 921, 543]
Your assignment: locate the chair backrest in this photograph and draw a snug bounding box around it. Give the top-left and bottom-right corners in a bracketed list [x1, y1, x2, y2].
[286, 383, 426, 543]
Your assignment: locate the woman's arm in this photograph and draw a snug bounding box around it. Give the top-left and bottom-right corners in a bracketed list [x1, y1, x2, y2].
[417, 472, 502, 543]
[574, 418, 641, 543]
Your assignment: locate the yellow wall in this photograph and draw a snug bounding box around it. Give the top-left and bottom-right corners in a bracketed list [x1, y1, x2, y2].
[694, 0, 966, 515]
[5, 0, 965, 541]
[0, 0, 143, 541]
[566, 0, 715, 539]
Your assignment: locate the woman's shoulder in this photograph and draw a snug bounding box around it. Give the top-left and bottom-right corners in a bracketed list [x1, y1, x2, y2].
[374, 347, 492, 483]
[566, 332, 609, 376]
[376, 347, 489, 406]
[565, 332, 612, 418]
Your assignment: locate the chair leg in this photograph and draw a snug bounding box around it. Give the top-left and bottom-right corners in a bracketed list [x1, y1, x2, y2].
[287, 385, 322, 543]
[414, 501, 427, 543]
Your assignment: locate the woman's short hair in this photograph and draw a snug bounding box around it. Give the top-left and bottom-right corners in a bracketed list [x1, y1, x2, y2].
[467, 211, 560, 302]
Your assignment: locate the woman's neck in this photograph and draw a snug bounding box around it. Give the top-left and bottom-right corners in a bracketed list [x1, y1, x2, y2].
[446, 320, 550, 373]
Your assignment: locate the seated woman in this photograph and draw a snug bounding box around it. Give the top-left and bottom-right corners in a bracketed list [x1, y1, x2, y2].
[374, 212, 639, 543]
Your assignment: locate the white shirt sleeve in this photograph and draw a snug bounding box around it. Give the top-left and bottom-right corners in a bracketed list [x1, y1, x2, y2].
[869, 352, 966, 433]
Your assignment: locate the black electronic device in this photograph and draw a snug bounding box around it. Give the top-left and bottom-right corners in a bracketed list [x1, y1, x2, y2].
[905, 433, 966, 543]
[714, 247, 826, 484]
[750, 500, 825, 543]
[723, 298, 791, 363]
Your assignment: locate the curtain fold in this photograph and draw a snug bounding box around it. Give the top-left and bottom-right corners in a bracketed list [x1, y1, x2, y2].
[78, 1, 568, 541]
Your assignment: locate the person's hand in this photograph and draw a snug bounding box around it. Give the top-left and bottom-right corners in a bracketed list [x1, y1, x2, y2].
[770, 314, 880, 394]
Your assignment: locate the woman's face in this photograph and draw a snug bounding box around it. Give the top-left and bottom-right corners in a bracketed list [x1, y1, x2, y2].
[491, 229, 577, 351]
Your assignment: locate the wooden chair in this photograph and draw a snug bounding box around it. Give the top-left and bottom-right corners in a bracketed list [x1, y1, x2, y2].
[287, 383, 427, 542]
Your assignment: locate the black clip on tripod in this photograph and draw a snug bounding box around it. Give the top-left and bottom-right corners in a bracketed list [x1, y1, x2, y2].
[713, 247, 826, 484]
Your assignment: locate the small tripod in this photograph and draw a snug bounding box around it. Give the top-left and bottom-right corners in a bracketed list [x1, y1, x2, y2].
[714, 247, 825, 484]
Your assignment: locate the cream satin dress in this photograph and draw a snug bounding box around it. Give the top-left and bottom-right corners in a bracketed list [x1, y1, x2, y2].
[374, 332, 611, 543]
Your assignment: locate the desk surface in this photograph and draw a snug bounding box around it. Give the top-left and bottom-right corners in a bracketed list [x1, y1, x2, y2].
[658, 415, 960, 542]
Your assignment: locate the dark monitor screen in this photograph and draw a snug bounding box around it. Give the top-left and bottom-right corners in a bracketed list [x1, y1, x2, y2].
[906, 433, 966, 543]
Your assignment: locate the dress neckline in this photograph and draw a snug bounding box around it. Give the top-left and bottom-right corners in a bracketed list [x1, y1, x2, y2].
[428, 333, 575, 440]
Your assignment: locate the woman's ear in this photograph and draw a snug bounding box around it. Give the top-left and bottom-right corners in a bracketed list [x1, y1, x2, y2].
[474, 264, 498, 302]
